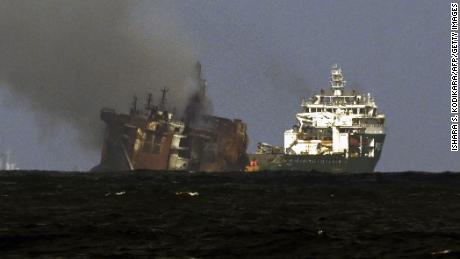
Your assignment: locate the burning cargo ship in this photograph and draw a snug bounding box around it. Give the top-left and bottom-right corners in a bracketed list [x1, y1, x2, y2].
[92, 64, 248, 172]
[247, 64, 386, 173]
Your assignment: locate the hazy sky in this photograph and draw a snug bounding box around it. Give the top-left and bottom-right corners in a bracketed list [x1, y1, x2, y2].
[0, 0, 458, 172]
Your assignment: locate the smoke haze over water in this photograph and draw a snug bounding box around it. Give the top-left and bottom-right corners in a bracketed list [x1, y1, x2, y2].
[0, 1, 199, 152]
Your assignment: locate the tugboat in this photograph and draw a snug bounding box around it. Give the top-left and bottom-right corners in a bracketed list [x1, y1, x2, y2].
[248, 64, 386, 173]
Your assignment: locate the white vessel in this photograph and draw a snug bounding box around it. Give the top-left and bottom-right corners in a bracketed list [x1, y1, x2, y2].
[248, 64, 386, 173]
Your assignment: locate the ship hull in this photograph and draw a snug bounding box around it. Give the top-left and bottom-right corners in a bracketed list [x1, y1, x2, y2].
[249, 132, 385, 173]
[248, 154, 380, 173]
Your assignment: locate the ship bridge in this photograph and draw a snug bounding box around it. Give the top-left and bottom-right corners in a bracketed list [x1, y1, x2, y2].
[284, 64, 386, 159]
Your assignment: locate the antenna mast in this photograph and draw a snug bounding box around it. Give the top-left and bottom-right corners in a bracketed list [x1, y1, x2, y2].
[330, 64, 346, 96]
[130, 96, 138, 115]
[145, 93, 156, 117]
[160, 87, 168, 110]
[145, 93, 153, 110]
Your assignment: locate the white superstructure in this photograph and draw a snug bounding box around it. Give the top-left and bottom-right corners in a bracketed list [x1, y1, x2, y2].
[284, 64, 385, 158]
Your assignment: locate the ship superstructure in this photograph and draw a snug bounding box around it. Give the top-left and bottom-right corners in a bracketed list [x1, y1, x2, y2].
[248, 64, 386, 173]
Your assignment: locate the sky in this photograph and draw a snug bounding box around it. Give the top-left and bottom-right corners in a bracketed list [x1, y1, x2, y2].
[0, 0, 458, 172]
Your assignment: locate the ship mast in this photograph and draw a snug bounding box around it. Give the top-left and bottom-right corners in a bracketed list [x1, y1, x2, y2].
[145, 93, 153, 110]
[330, 64, 346, 96]
[130, 95, 138, 115]
[145, 93, 157, 118]
[159, 87, 168, 110]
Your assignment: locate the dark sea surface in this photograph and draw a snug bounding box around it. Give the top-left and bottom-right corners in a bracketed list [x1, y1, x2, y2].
[1, 171, 460, 258]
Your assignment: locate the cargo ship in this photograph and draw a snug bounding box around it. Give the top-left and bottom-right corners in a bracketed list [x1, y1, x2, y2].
[247, 64, 386, 173]
[92, 63, 249, 172]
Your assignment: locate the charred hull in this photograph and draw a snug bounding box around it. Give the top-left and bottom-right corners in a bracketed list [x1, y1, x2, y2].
[92, 108, 249, 172]
[93, 62, 249, 172]
[187, 116, 249, 171]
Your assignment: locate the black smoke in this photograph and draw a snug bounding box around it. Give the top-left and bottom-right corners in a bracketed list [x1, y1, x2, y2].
[0, 1, 200, 150]
[184, 62, 213, 125]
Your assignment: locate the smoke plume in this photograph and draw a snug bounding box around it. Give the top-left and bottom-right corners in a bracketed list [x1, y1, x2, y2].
[184, 62, 213, 125]
[0, 1, 200, 149]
